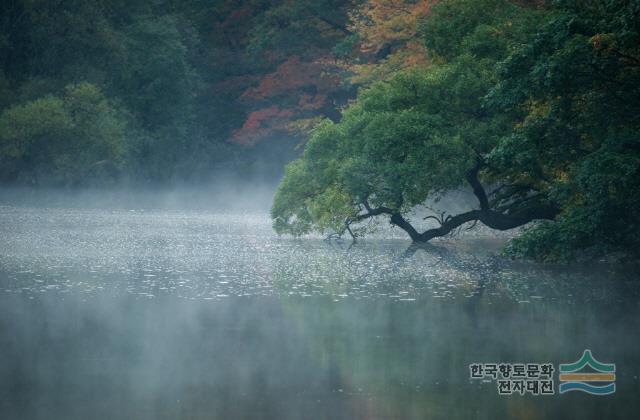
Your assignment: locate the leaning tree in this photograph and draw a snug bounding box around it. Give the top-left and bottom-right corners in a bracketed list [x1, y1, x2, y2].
[270, 53, 558, 241]
[271, 0, 640, 258]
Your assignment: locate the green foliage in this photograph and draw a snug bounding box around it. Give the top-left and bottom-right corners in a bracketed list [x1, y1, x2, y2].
[421, 0, 541, 61]
[116, 16, 198, 130]
[0, 82, 126, 185]
[0, 0, 199, 184]
[272, 54, 509, 236]
[492, 0, 640, 260]
[247, 0, 352, 56]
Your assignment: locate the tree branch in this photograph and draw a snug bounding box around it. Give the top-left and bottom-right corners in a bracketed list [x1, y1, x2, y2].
[352, 194, 559, 244]
[465, 160, 489, 210]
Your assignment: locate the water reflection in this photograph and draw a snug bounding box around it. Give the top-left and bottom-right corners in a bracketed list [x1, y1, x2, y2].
[0, 206, 639, 419]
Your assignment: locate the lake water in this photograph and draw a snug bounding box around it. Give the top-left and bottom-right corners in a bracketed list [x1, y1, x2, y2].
[0, 205, 639, 419]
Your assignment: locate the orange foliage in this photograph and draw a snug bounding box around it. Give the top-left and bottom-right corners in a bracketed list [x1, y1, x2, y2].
[241, 56, 339, 100]
[232, 106, 295, 145]
[230, 2, 437, 146]
[232, 55, 342, 145]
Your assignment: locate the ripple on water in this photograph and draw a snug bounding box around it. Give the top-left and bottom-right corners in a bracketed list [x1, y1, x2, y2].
[0, 206, 638, 304]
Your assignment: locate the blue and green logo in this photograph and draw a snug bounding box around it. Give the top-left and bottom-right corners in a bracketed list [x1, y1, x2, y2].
[559, 350, 616, 395]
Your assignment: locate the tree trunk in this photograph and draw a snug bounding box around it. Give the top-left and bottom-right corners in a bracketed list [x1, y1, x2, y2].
[359, 163, 559, 242]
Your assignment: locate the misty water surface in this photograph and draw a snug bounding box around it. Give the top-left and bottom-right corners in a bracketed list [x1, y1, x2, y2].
[0, 199, 639, 419]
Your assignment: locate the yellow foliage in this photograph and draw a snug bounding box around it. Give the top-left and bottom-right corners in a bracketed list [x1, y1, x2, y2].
[350, 0, 434, 50]
[342, 0, 436, 84]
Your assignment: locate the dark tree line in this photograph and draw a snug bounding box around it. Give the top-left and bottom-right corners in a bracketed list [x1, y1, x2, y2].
[0, 0, 355, 186]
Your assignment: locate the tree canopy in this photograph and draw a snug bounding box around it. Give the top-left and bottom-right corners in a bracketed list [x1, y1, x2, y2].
[272, 0, 640, 261]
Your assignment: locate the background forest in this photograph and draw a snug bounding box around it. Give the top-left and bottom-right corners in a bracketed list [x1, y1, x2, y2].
[0, 0, 359, 185]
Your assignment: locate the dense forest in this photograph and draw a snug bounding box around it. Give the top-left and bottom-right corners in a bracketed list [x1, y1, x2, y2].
[0, 0, 358, 185]
[1, 0, 639, 261]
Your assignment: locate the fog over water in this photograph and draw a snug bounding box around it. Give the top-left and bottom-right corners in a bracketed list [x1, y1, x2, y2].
[0, 188, 639, 419]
